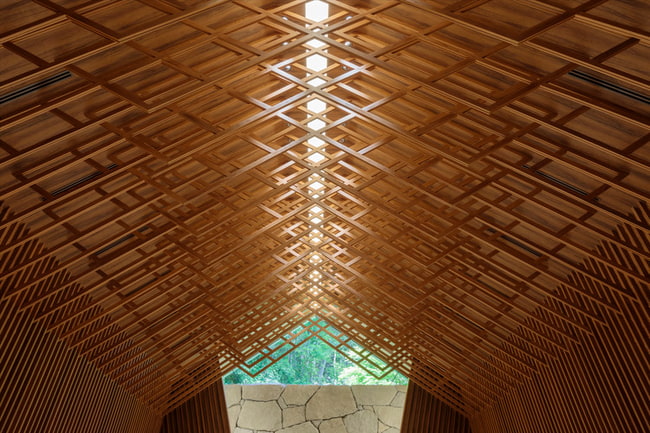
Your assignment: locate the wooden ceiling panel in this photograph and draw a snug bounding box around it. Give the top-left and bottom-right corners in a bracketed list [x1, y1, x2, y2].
[1, 0, 647, 418]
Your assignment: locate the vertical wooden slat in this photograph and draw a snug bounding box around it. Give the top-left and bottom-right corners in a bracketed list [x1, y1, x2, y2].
[0, 298, 162, 433]
[470, 206, 649, 433]
[401, 380, 472, 433]
[160, 379, 230, 433]
[0, 0, 647, 428]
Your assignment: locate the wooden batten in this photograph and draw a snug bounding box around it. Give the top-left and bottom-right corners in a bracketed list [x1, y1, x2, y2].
[401, 380, 471, 433]
[160, 380, 230, 433]
[0, 290, 162, 433]
[0, 0, 648, 431]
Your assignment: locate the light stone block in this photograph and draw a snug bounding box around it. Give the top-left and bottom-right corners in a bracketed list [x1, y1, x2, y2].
[375, 405, 403, 428]
[318, 418, 347, 433]
[242, 384, 284, 401]
[238, 400, 282, 431]
[225, 385, 242, 407]
[282, 385, 319, 406]
[344, 409, 377, 433]
[277, 421, 318, 433]
[227, 404, 240, 432]
[351, 385, 396, 405]
[306, 386, 356, 420]
[390, 391, 406, 407]
[283, 406, 305, 427]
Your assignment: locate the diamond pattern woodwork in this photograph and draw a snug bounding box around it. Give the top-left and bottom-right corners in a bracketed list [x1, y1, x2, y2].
[1, 0, 648, 424]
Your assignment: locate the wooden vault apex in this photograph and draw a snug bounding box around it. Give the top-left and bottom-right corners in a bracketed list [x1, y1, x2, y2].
[0, 0, 648, 424]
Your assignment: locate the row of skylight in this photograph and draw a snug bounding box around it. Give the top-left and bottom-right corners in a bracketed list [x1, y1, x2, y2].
[305, 1, 329, 297]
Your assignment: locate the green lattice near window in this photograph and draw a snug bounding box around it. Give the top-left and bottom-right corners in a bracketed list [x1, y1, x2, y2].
[223, 316, 408, 385]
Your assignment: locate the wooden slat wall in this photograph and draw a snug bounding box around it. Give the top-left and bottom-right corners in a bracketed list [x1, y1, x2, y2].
[0, 0, 648, 420]
[401, 381, 472, 433]
[160, 380, 230, 433]
[0, 203, 162, 432]
[470, 205, 649, 433]
[0, 297, 161, 433]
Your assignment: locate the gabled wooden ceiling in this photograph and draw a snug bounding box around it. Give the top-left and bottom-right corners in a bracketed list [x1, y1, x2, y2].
[1, 0, 648, 417]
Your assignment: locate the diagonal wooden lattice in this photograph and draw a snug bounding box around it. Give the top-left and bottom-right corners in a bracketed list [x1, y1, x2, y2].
[234, 315, 399, 380]
[0, 0, 648, 419]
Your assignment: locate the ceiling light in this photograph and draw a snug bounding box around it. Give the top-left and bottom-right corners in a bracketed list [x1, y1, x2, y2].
[310, 206, 323, 214]
[305, 1, 329, 22]
[307, 99, 327, 113]
[310, 217, 322, 224]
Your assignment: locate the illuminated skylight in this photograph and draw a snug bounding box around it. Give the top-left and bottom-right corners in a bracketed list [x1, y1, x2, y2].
[307, 152, 326, 164]
[307, 119, 326, 130]
[310, 206, 323, 214]
[305, 1, 329, 22]
[308, 77, 327, 87]
[307, 137, 325, 148]
[307, 99, 327, 113]
[306, 39, 327, 49]
[310, 229, 323, 244]
[306, 54, 328, 72]
[309, 181, 325, 190]
[310, 216, 322, 224]
[309, 254, 322, 264]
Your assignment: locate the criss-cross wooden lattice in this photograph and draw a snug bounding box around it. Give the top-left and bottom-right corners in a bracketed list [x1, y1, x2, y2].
[1, 0, 648, 417]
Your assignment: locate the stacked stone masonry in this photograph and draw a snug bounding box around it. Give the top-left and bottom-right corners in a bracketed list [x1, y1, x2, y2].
[225, 385, 406, 433]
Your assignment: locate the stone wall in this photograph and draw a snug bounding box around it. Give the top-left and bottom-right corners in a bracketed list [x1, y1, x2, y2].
[224, 385, 406, 433]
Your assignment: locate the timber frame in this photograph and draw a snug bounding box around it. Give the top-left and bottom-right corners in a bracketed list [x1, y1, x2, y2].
[0, 0, 648, 431]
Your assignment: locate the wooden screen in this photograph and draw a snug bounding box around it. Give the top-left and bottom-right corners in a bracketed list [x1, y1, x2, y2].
[0, 0, 647, 428]
[401, 381, 471, 433]
[469, 208, 650, 433]
[160, 380, 230, 433]
[0, 260, 162, 433]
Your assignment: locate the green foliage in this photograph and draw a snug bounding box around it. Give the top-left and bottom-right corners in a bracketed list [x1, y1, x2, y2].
[223, 337, 408, 385]
[337, 364, 408, 385]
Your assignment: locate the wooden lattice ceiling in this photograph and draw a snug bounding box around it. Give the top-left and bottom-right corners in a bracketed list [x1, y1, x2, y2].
[1, 0, 648, 418]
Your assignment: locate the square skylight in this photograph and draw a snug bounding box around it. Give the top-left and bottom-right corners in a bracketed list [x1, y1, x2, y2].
[307, 152, 326, 164]
[306, 39, 327, 49]
[310, 216, 322, 224]
[310, 206, 323, 214]
[307, 137, 325, 148]
[309, 230, 323, 244]
[308, 77, 327, 87]
[309, 181, 325, 190]
[306, 54, 328, 72]
[307, 99, 327, 113]
[307, 119, 326, 131]
[305, 1, 329, 22]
